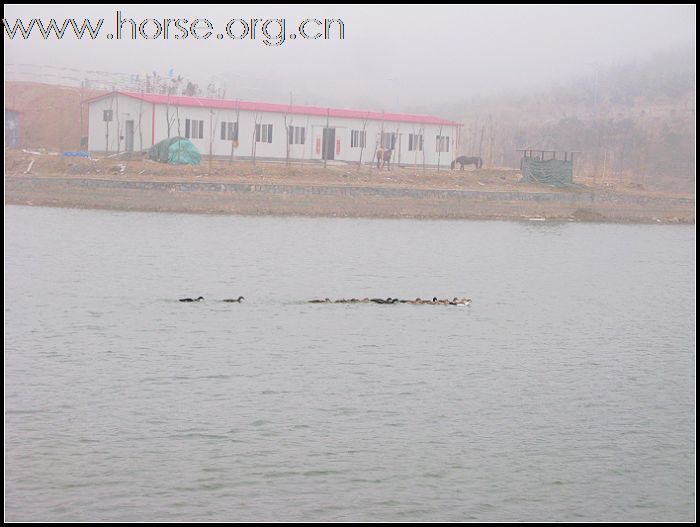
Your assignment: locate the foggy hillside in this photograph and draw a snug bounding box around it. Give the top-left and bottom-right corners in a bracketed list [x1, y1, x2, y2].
[424, 47, 695, 192]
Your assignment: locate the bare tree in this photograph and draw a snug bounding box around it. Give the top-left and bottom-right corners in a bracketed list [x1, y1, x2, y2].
[370, 111, 386, 176]
[79, 79, 85, 150]
[251, 112, 261, 166]
[164, 90, 176, 139]
[283, 92, 295, 168]
[323, 108, 330, 169]
[104, 92, 116, 153]
[161, 77, 181, 139]
[437, 124, 444, 171]
[487, 115, 497, 169]
[421, 124, 426, 173]
[300, 115, 310, 167]
[115, 92, 121, 153]
[357, 112, 369, 170]
[136, 87, 145, 151]
[208, 108, 218, 174]
[183, 81, 198, 96]
[394, 124, 401, 167]
[229, 101, 240, 164]
[284, 114, 291, 167]
[410, 126, 417, 168]
[175, 105, 182, 138]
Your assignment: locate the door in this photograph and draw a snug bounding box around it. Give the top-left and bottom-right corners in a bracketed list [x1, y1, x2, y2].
[125, 120, 135, 152]
[322, 127, 335, 160]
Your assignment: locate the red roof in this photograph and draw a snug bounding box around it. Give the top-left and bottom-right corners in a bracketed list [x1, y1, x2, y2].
[85, 91, 460, 126]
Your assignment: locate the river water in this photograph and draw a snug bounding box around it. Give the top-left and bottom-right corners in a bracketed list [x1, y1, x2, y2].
[5, 205, 695, 521]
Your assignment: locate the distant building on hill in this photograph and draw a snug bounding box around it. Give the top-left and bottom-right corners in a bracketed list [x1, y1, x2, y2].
[5, 81, 98, 151]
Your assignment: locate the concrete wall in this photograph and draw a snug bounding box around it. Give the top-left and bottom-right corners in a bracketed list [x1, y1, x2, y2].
[8, 176, 695, 223]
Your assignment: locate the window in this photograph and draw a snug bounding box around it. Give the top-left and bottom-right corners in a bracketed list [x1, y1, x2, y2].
[288, 126, 306, 145]
[380, 132, 397, 149]
[255, 124, 273, 143]
[436, 135, 450, 152]
[408, 133, 423, 151]
[103, 109, 113, 122]
[185, 119, 204, 139]
[350, 130, 366, 148]
[220, 121, 239, 141]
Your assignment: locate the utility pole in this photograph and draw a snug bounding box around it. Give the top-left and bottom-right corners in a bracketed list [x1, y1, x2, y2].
[208, 109, 213, 174]
[588, 62, 601, 181]
[324, 108, 329, 169]
[79, 79, 85, 150]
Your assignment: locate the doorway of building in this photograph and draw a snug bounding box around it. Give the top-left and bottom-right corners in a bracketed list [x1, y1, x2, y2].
[322, 127, 336, 160]
[125, 120, 135, 152]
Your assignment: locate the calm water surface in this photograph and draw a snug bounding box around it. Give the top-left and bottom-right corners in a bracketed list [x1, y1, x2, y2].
[5, 205, 695, 521]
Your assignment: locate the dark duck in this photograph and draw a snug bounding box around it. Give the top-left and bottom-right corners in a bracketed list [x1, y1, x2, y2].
[179, 296, 204, 302]
[223, 296, 245, 303]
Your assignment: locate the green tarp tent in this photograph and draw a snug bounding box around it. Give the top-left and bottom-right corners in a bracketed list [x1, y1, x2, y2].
[521, 158, 573, 187]
[148, 137, 201, 165]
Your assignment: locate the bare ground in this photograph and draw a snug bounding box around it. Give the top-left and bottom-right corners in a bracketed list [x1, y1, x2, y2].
[5, 149, 695, 223]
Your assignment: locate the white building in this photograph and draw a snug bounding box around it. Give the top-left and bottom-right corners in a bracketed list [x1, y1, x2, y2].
[86, 91, 460, 167]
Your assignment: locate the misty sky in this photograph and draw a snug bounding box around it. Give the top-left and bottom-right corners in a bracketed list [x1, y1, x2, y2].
[4, 4, 696, 111]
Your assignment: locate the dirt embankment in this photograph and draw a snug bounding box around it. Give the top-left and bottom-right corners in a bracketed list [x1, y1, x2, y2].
[5, 150, 695, 223]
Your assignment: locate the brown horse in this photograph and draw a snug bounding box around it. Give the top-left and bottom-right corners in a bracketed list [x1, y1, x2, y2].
[376, 147, 393, 170]
[451, 156, 483, 170]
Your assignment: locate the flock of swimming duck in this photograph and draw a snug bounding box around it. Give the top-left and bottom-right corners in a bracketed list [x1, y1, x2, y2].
[179, 295, 471, 306]
[179, 296, 243, 303]
[308, 297, 472, 306]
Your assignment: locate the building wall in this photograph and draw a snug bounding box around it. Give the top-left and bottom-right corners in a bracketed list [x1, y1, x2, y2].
[88, 94, 154, 153]
[89, 95, 458, 167]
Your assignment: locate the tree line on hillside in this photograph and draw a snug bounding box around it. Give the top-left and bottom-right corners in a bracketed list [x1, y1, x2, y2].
[447, 47, 695, 192]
